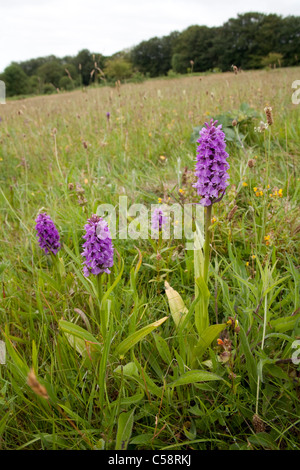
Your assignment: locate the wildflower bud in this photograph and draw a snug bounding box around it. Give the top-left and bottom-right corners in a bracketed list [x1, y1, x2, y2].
[76, 183, 85, 194]
[227, 205, 238, 221]
[232, 119, 238, 126]
[35, 212, 61, 255]
[247, 159, 256, 168]
[264, 107, 273, 126]
[68, 182, 74, 190]
[27, 369, 49, 400]
[252, 414, 266, 433]
[151, 207, 168, 232]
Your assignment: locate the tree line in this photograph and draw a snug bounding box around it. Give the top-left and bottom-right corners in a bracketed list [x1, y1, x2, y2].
[1, 12, 299, 97]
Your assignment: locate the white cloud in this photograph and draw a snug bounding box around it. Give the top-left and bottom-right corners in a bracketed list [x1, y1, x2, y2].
[0, 0, 299, 72]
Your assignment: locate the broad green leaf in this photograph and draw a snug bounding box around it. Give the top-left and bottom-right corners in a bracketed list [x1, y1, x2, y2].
[167, 370, 225, 388]
[164, 281, 188, 327]
[153, 333, 172, 365]
[194, 276, 210, 335]
[115, 316, 168, 357]
[130, 433, 152, 445]
[65, 334, 87, 357]
[59, 320, 102, 353]
[192, 323, 227, 365]
[115, 408, 135, 450]
[239, 326, 257, 394]
[114, 362, 139, 377]
[270, 314, 300, 333]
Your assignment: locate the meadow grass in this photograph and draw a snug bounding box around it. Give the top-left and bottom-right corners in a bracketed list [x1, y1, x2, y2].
[0, 68, 299, 450]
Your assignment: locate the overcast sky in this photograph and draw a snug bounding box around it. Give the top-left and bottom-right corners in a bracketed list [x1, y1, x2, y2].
[0, 0, 299, 72]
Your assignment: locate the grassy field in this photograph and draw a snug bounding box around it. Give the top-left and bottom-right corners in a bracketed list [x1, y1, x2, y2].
[0, 67, 299, 450]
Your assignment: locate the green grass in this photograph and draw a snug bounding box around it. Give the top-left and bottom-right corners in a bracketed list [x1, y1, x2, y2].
[0, 67, 299, 450]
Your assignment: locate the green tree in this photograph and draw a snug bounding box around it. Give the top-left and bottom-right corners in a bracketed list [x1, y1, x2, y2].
[73, 49, 105, 86]
[37, 61, 64, 88]
[261, 52, 283, 68]
[104, 58, 133, 81]
[2, 64, 29, 96]
[131, 32, 179, 77]
[172, 25, 217, 73]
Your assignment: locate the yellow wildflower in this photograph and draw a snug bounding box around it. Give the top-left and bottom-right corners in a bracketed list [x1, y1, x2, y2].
[158, 197, 162, 204]
[242, 182, 248, 187]
[278, 188, 283, 197]
[253, 187, 258, 192]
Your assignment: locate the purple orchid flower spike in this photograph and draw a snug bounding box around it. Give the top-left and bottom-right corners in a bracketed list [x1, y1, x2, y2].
[35, 212, 61, 255]
[81, 215, 114, 277]
[193, 119, 230, 206]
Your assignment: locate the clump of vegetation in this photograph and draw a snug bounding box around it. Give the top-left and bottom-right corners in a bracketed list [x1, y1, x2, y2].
[0, 66, 299, 450]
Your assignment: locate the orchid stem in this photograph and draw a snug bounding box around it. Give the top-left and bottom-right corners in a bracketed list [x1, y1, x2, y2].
[203, 205, 212, 284]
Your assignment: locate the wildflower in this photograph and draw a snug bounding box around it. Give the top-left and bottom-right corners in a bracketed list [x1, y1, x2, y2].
[227, 317, 240, 333]
[254, 121, 268, 133]
[264, 235, 271, 246]
[259, 191, 263, 197]
[27, 369, 49, 400]
[159, 155, 166, 161]
[251, 255, 256, 259]
[151, 207, 168, 232]
[81, 215, 114, 277]
[217, 338, 224, 346]
[255, 191, 260, 197]
[158, 197, 162, 204]
[248, 159, 255, 168]
[106, 111, 110, 120]
[227, 205, 238, 221]
[278, 188, 283, 197]
[193, 119, 230, 206]
[35, 212, 61, 255]
[264, 106, 273, 126]
[242, 182, 248, 187]
[253, 187, 258, 192]
[211, 217, 217, 224]
[179, 188, 184, 194]
[246, 261, 249, 266]
[252, 414, 266, 433]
